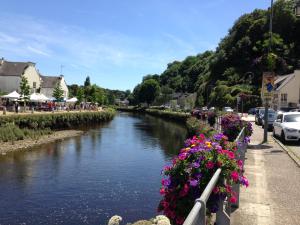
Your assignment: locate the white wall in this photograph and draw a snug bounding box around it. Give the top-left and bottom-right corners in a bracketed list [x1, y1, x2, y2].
[60, 77, 69, 98]
[40, 76, 69, 99]
[23, 65, 41, 93]
[278, 70, 300, 108]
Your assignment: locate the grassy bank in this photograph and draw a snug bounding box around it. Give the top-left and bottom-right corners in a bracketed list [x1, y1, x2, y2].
[117, 107, 215, 136]
[0, 123, 52, 143]
[0, 109, 115, 144]
[117, 107, 189, 123]
[0, 109, 116, 130]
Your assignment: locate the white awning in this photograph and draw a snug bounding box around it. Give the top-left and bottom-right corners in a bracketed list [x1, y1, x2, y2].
[66, 97, 78, 103]
[1, 91, 20, 99]
[30, 93, 50, 102]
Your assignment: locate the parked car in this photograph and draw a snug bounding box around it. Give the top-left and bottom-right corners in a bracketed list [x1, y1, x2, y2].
[248, 108, 256, 115]
[290, 108, 300, 112]
[262, 111, 276, 130]
[273, 112, 300, 142]
[255, 107, 266, 125]
[223, 107, 233, 112]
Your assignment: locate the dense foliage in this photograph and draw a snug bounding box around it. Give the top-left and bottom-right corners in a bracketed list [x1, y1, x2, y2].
[0, 123, 52, 143]
[68, 76, 131, 105]
[130, 0, 300, 109]
[52, 82, 64, 101]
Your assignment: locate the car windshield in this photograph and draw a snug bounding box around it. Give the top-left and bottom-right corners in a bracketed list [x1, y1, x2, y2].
[283, 114, 300, 122]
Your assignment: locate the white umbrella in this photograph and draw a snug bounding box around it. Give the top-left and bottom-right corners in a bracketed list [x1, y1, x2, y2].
[1, 91, 20, 99]
[66, 97, 78, 103]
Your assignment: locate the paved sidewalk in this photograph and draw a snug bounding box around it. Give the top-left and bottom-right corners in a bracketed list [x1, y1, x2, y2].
[231, 123, 300, 225]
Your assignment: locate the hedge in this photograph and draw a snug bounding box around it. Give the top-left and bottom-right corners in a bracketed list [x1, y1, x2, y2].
[0, 109, 116, 130]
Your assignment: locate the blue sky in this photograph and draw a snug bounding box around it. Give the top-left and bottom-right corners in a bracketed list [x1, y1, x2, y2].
[0, 0, 270, 91]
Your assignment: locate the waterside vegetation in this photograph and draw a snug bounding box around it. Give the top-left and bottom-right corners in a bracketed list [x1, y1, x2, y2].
[0, 109, 115, 143]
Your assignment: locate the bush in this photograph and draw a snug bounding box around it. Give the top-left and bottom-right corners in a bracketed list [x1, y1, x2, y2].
[158, 133, 249, 224]
[0, 109, 116, 130]
[221, 114, 252, 142]
[186, 117, 215, 137]
[0, 123, 53, 143]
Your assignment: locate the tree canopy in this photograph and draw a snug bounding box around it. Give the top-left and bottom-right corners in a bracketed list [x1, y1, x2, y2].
[130, 0, 300, 109]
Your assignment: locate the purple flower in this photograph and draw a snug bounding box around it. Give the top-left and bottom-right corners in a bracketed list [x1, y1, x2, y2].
[189, 179, 198, 187]
[192, 162, 200, 168]
[162, 177, 171, 187]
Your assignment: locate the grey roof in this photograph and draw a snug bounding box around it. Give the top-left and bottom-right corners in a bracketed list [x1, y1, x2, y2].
[41, 75, 61, 88]
[0, 60, 33, 76]
[275, 73, 294, 91]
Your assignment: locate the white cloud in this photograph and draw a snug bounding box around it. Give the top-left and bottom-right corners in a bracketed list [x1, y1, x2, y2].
[0, 12, 216, 79]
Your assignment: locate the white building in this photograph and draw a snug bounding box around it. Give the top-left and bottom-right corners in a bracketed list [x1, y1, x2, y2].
[0, 58, 41, 93]
[40, 75, 69, 99]
[0, 58, 69, 99]
[273, 70, 300, 110]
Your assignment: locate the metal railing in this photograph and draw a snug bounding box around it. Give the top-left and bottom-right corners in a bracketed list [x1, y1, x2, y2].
[183, 127, 246, 225]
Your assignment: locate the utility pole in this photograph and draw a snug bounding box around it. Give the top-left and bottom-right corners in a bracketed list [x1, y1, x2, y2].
[60, 65, 65, 75]
[263, 0, 274, 143]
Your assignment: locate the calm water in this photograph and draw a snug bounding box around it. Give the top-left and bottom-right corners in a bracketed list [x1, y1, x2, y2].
[0, 113, 187, 225]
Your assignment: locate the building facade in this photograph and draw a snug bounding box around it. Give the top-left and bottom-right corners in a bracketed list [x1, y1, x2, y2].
[0, 59, 41, 93]
[40, 75, 69, 99]
[273, 70, 300, 110]
[0, 58, 69, 99]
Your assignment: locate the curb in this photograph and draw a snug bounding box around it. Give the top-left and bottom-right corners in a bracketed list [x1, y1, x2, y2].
[272, 136, 300, 167]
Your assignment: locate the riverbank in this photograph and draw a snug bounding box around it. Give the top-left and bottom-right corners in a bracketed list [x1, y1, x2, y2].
[117, 107, 213, 136]
[0, 129, 84, 154]
[117, 107, 190, 123]
[0, 109, 116, 154]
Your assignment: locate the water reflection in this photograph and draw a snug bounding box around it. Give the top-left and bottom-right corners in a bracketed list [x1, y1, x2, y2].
[0, 113, 187, 224]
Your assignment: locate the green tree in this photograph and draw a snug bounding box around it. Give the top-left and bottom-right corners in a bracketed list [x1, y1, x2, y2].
[53, 82, 64, 101]
[77, 88, 84, 103]
[139, 79, 160, 105]
[84, 76, 91, 87]
[19, 75, 30, 109]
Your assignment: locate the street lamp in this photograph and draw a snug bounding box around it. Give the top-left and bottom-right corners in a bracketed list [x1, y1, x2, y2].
[295, 1, 300, 17]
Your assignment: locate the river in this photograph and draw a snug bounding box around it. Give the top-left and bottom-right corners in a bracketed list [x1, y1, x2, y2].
[0, 112, 187, 224]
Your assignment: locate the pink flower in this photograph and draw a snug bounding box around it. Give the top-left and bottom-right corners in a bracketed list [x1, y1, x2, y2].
[230, 195, 237, 203]
[237, 160, 243, 169]
[176, 217, 185, 224]
[231, 171, 239, 182]
[227, 151, 235, 159]
[213, 186, 220, 193]
[179, 184, 189, 197]
[160, 188, 166, 195]
[206, 161, 214, 169]
[178, 152, 187, 160]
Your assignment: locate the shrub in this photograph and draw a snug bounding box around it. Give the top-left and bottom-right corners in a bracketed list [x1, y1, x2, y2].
[158, 133, 249, 224]
[221, 114, 252, 142]
[0, 109, 116, 130]
[186, 117, 215, 137]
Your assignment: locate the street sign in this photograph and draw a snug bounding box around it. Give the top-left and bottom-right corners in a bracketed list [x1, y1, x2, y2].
[261, 72, 275, 100]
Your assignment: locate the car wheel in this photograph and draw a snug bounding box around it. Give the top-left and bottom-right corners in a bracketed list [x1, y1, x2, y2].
[280, 131, 286, 144]
[262, 124, 264, 129]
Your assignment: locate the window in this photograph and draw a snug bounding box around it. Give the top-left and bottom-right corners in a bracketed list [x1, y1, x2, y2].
[281, 93, 287, 103]
[276, 114, 283, 123]
[33, 82, 36, 89]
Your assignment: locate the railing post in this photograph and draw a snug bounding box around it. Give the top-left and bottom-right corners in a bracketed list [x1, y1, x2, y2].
[216, 197, 230, 225]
